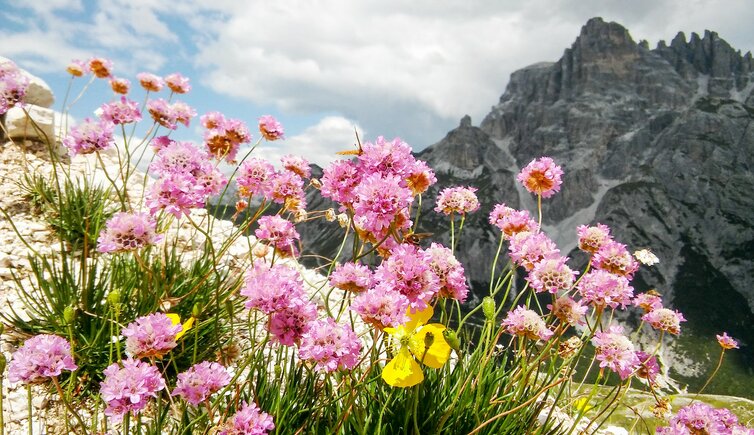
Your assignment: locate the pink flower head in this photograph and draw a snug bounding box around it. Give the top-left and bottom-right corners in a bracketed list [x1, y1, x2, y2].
[100, 96, 142, 125]
[547, 296, 588, 326]
[147, 98, 177, 130]
[508, 231, 559, 271]
[109, 77, 130, 95]
[329, 262, 373, 293]
[577, 269, 634, 309]
[502, 306, 553, 341]
[258, 115, 285, 141]
[490, 206, 540, 239]
[633, 290, 663, 313]
[204, 118, 251, 162]
[122, 313, 183, 359]
[527, 255, 578, 294]
[97, 212, 162, 253]
[281, 154, 311, 179]
[150, 135, 174, 152]
[7, 335, 77, 385]
[88, 57, 113, 78]
[268, 297, 318, 346]
[592, 325, 639, 380]
[635, 351, 660, 384]
[241, 262, 305, 314]
[164, 72, 191, 93]
[201, 111, 225, 129]
[171, 101, 196, 127]
[434, 186, 480, 216]
[517, 156, 563, 198]
[172, 361, 231, 406]
[351, 283, 410, 329]
[237, 157, 275, 199]
[642, 308, 686, 335]
[0, 62, 29, 115]
[63, 117, 115, 155]
[358, 136, 414, 178]
[352, 173, 413, 234]
[320, 159, 362, 208]
[137, 72, 164, 92]
[66, 59, 87, 77]
[299, 318, 362, 372]
[146, 173, 205, 218]
[219, 401, 275, 435]
[406, 159, 436, 195]
[255, 215, 300, 257]
[656, 403, 746, 434]
[425, 243, 468, 302]
[100, 358, 166, 422]
[593, 241, 639, 278]
[150, 140, 205, 175]
[374, 244, 439, 312]
[576, 223, 612, 254]
[716, 332, 739, 350]
[267, 170, 306, 210]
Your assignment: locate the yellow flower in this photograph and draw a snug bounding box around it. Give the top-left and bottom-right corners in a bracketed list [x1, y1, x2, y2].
[382, 306, 451, 388]
[573, 397, 593, 413]
[166, 313, 195, 340]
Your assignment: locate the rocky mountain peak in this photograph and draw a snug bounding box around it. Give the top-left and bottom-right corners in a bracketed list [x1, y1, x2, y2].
[575, 17, 638, 56]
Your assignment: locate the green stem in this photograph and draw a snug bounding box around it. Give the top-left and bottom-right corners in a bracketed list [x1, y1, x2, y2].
[26, 384, 32, 435]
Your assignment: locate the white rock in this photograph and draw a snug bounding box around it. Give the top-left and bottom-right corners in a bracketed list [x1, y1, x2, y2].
[4, 105, 56, 144]
[0, 56, 54, 108]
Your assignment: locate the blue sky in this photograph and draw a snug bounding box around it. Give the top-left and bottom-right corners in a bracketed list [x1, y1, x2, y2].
[3, 0, 753, 167]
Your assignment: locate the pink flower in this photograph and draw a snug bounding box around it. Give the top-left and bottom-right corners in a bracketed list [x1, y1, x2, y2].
[350, 283, 410, 329]
[258, 115, 285, 141]
[320, 159, 362, 208]
[146, 174, 205, 218]
[656, 403, 749, 434]
[716, 332, 739, 350]
[299, 318, 362, 372]
[633, 290, 663, 313]
[66, 59, 87, 77]
[255, 215, 300, 257]
[281, 154, 311, 179]
[508, 231, 559, 271]
[642, 308, 686, 335]
[109, 77, 130, 95]
[517, 156, 564, 198]
[201, 111, 225, 129]
[241, 262, 305, 314]
[147, 98, 177, 130]
[635, 351, 659, 385]
[527, 255, 577, 294]
[267, 170, 307, 211]
[100, 358, 165, 422]
[100, 96, 142, 125]
[150, 135, 174, 152]
[97, 212, 162, 253]
[425, 243, 468, 302]
[434, 186, 480, 215]
[237, 158, 275, 199]
[592, 325, 639, 380]
[122, 313, 182, 359]
[352, 173, 412, 234]
[577, 269, 634, 309]
[329, 262, 374, 293]
[204, 117, 251, 162]
[406, 160, 436, 195]
[268, 297, 318, 346]
[547, 296, 587, 326]
[374, 244, 439, 312]
[219, 401, 275, 435]
[502, 306, 553, 341]
[592, 241, 639, 278]
[490, 206, 540, 239]
[164, 72, 191, 94]
[0, 61, 29, 115]
[7, 335, 77, 385]
[576, 223, 612, 254]
[88, 57, 113, 78]
[171, 101, 196, 128]
[172, 361, 231, 406]
[358, 136, 414, 178]
[137, 72, 164, 92]
[63, 117, 114, 155]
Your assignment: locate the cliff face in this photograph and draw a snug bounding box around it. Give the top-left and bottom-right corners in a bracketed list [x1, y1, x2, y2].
[415, 17, 754, 395]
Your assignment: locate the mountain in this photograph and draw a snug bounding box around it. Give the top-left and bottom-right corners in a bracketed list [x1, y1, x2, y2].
[415, 17, 754, 397]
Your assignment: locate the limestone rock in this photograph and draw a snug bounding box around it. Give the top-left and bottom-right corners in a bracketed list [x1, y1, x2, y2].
[4, 104, 56, 143]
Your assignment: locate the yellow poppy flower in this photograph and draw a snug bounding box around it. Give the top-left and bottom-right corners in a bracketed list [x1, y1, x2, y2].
[382, 306, 451, 387]
[166, 313, 195, 340]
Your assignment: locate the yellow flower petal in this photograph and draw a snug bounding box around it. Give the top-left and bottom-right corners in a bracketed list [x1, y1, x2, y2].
[382, 348, 424, 387]
[408, 323, 451, 369]
[166, 313, 195, 340]
[405, 305, 434, 332]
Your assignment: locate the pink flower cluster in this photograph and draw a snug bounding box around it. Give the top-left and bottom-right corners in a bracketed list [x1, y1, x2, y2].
[502, 306, 553, 342]
[201, 111, 252, 162]
[656, 402, 753, 434]
[100, 96, 142, 125]
[298, 318, 362, 372]
[97, 212, 163, 253]
[88, 57, 113, 78]
[425, 243, 469, 302]
[100, 358, 166, 422]
[717, 332, 739, 350]
[172, 361, 231, 406]
[259, 115, 285, 141]
[329, 262, 374, 293]
[517, 156, 563, 198]
[147, 98, 196, 130]
[146, 140, 227, 217]
[577, 269, 634, 310]
[165, 72, 191, 94]
[219, 401, 275, 435]
[592, 325, 640, 380]
[576, 223, 611, 253]
[0, 60, 29, 115]
[489, 205, 539, 240]
[374, 244, 439, 312]
[642, 308, 686, 335]
[7, 334, 77, 385]
[137, 72, 164, 92]
[434, 186, 480, 216]
[122, 313, 182, 359]
[255, 215, 300, 257]
[508, 231, 559, 271]
[527, 255, 577, 294]
[63, 117, 115, 155]
[350, 283, 410, 329]
[236, 155, 309, 213]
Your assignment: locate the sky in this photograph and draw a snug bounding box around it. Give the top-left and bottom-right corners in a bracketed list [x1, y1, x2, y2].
[3, 0, 753, 167]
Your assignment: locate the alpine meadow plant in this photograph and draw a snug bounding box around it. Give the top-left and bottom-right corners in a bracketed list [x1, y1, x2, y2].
[0, 53, 751, 435]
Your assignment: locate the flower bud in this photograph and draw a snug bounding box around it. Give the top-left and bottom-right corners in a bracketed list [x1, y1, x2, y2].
[0, 323, 5, 336]
[442, 329, 461, 353]
[107, 290, 121, 307]
[423, 331, 435, 349]
[0, 353, 6, 373]
[192, 303, 203, 319]
[325, 208, 336, 222]
[63, 306, 76, 324]
[310, 178, 322, 189]
[482, 297, 496, 321]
